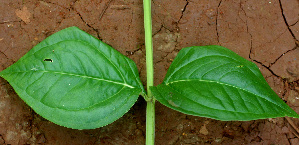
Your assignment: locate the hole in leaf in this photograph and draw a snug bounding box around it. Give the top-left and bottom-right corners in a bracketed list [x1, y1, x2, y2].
[43, 59, 53, 62]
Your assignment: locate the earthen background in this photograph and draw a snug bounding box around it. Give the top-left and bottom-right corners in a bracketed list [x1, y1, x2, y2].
[0, 0, 299, 144]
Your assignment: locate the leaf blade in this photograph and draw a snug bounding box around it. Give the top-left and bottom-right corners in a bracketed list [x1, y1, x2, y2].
[151, 45, 299, 121]
[0, 27, 145, 129]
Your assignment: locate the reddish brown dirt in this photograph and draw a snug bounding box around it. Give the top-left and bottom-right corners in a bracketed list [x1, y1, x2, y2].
[0, 0, 299, 144]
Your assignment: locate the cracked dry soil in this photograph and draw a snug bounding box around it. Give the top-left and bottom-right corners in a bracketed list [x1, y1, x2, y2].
[0, 0, 299, 144]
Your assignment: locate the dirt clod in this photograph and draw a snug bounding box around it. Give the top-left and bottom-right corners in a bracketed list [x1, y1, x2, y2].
[15, 6, 31, 24]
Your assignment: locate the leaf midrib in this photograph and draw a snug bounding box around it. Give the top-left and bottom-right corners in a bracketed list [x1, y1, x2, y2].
[28, 39, 128, 84]
[5, 70, 135, 88]
[165, 79, 289, 114]
[154, 85, 284, 120]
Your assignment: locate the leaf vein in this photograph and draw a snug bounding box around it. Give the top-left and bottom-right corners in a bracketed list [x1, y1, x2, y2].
[166, 79, 290, 114]
[166, 55, 240, 83]
[166, 85, 280, 116]
[9, 71, 135, 88]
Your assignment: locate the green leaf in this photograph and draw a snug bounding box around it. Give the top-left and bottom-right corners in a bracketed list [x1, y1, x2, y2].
[151, 45, 299, 121]
[0, 27, 145, 129]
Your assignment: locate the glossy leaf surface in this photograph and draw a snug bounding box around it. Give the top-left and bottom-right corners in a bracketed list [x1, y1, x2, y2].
[0, 27, 145, 129]
[151, 46, 299, 121]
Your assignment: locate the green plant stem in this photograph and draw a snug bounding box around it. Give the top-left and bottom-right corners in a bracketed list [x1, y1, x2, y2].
[146, 99, 155, 145]
[143, 2, 153, 91]
[143, 0, 155, 144]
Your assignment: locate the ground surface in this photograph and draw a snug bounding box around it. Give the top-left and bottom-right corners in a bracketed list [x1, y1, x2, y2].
[0, 0, 299, 144]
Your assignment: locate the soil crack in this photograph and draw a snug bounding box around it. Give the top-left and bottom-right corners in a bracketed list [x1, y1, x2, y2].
[253, 59, 280, 78]
[0, 51, 9, 60]
[153, 24, 164, 36]
[177, 0, 189, 24]
[153, 24, 172, 36]
[290, 19, 299, 27]
[278, 0, 298, 41]
[240, 6, 253, 61]
[70, 2, 102, 40]
[270, 46, 298, 66]
[73, 7, 101, 40]
[0, 135, 5, 144]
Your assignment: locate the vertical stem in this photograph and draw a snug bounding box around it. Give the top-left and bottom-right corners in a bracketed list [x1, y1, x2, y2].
[143, 1, 153, 91]
[146, 99, 155, 145]
[143, 0, 155, 144]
